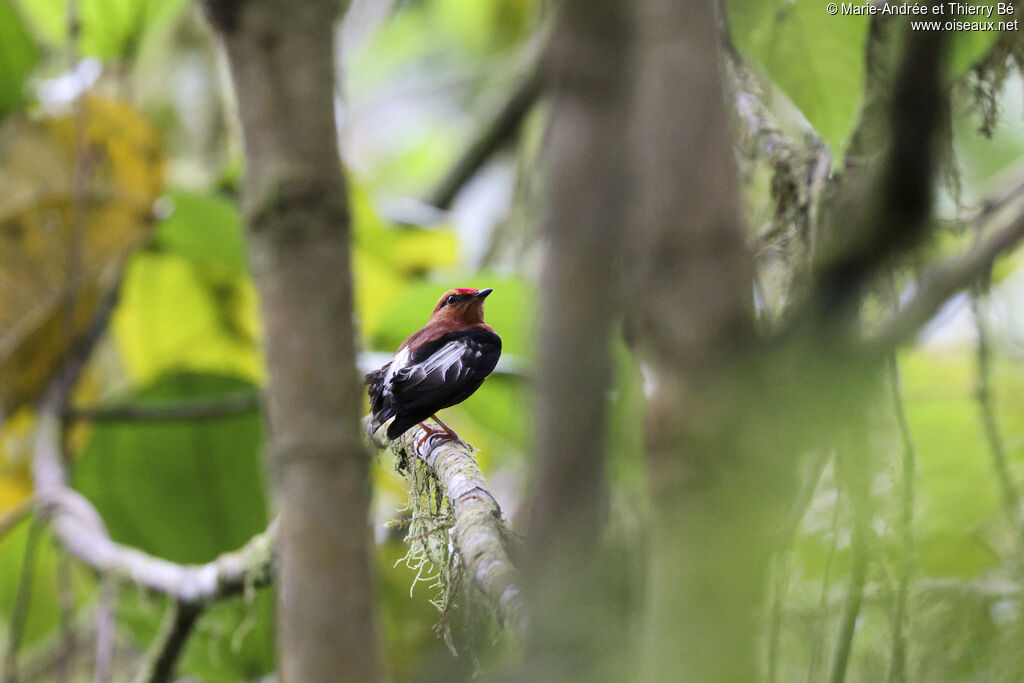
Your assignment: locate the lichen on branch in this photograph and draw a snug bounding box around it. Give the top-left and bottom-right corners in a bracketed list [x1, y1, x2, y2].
[370, 422, 526, 640]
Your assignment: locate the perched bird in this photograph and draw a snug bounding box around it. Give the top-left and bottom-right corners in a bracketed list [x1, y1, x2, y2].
[365, 287, 501, 444]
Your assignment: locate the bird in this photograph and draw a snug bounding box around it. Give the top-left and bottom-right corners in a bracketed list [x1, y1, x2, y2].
[365, 287, 501, 445]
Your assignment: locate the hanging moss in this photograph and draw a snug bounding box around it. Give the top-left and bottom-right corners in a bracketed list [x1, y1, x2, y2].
[391, 448, 496, 657]
[961, 30, 1024, 137]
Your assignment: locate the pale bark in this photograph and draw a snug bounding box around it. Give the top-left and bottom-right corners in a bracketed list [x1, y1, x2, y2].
[204, 1, 384, 680]
[379, 426, 525, 633]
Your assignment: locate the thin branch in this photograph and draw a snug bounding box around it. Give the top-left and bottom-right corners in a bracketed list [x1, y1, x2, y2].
[425, 50, 544, 211]
[32, 289, 276, 607]
[972, 291, 1023, 533]
[19, 607, 96, 683]
[886, 354, 917, 683]
[829, 520, 868, 683]
[92, 576, 116, 683]
[0, 497, 34, 543]
[872, 205, 1024, 349]
[55, 549, 75, 683]
[830, 443, 871, 683]
[34, 460, 277, 605]
[131, 602, 203, 683]
[768, 453, 829, 683]
[66, 354, 529, 424]
[373, 423, 526, 634]
[806, 494, 842, 683]
[971, 175, 1024, 223]
[3, 517, 46, 683]
[66, 391, 261, 423]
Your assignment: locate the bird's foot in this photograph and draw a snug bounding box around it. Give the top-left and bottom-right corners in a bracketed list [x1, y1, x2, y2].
[417, 420, 460, 451]
[428, 415, 459, 440]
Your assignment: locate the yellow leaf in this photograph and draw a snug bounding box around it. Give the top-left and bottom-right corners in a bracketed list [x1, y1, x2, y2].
[0, 96, 163, 416]
[113, 252, 264, 385]
[0, 408, 34, 515]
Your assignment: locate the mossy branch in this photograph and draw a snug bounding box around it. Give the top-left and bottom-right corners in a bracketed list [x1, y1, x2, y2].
[371, 423, 526, 636]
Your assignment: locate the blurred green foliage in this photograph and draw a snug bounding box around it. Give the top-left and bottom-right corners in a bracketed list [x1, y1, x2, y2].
[0, 0, 1023, 681]
[75, 372, 273, 680]
[0, 0, 37, 116]
[18, 0, 189, 59]
[0, 521, 92, 650]
[728, 0, 871, 156]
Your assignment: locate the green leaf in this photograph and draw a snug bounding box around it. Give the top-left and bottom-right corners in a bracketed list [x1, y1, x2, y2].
[74, 372, 273, 680]
[112, 251, 263, 385]
[17, 0, 188, 58]
[450, 374, 530, 449]
[901, 352, 1000, 540]
[917, 531, 1000, 577]
[947, 1, 1000, 80]
[75, 372, 268, 561]
[0, 0, 38, 116]
[899, 349, 1024, 575]
[154, 190, 247, 276]
[728, 0, 870, 157]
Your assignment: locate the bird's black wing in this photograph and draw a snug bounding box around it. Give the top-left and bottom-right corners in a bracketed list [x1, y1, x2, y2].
[364, 362, 393, 429]
[386, 328, 501, 438]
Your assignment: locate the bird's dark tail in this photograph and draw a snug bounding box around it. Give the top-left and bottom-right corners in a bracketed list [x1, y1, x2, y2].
[364, 364, 395, 438]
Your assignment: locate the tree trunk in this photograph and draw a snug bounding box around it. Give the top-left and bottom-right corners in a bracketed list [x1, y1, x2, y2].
[523, 0, 633, 678]
[627, 0, 774, 680]
[204, 1, 384, 680]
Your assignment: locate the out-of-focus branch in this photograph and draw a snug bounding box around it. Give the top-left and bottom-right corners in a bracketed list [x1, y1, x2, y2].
[34, 451, 276, 606]
[65, 354, 528, 424]
[31, 288, 276, 606]
[628, 0, 765, 679]
[0, 496, 34, 543]
[425, 57, 544, 211]
[830, 441, 871, 683]
[768, 453, 829, 683]
[2, 517, 45, 683]
[886, 354, 917, 683]
[19, 282, 268, 683]
[972, 292, 1023, 533]
[132, 602, 203, 683]
[55, 548, 75, 683]
[811, 21, 948, 319]
[524, 0, 633, 677]
[92, 577, 116, 683]
[807, 496, 842, 683]
[871, 205, 1024, 349]
[371, 424, 525, 634]
[66, 391, 262, 423]
[728, 54, 832, 321]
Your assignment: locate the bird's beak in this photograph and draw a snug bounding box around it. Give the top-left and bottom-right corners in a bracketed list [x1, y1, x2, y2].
[473, 288, 493, 300]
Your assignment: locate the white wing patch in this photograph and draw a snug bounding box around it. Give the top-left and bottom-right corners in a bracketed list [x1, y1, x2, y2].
[384, 347, 412, 387]
[416, 340, 468, 376]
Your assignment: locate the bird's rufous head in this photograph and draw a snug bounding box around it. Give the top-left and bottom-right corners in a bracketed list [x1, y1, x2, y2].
[430, 287, 493, 325]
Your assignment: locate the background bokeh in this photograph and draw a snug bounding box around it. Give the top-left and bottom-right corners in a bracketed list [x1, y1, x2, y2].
[0, 0, 1023, 680]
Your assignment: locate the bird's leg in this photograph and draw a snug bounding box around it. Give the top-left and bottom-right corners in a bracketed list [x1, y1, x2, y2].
[416, 415, 459, 450]
[428, 414, 459, 440]
[416, 422, 438, 449]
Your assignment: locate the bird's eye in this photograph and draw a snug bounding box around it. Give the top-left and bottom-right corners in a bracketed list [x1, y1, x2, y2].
[446, 295, 458, 305]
